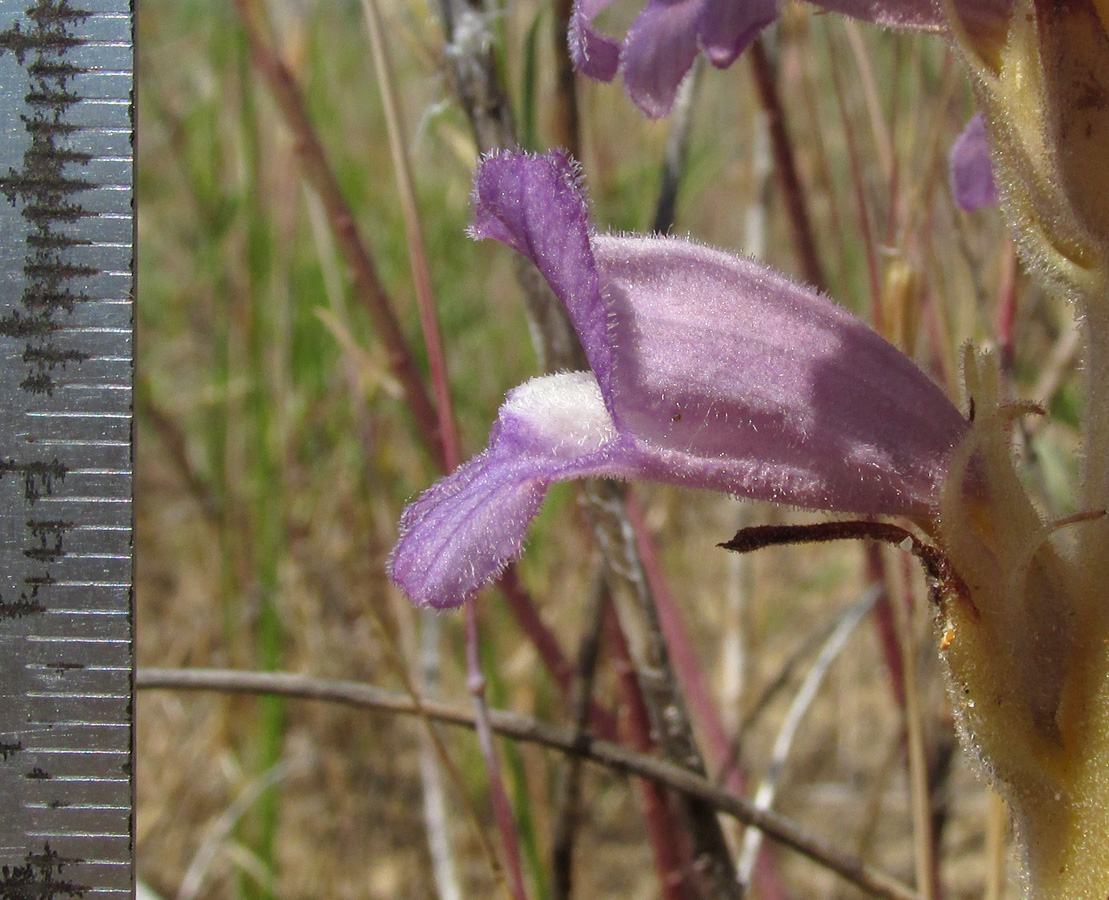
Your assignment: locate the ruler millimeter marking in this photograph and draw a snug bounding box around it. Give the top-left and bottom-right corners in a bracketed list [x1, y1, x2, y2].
[0, 2, 133, 898]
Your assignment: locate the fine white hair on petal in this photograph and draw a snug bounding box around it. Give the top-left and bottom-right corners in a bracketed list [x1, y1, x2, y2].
[501, 372, 618, 457]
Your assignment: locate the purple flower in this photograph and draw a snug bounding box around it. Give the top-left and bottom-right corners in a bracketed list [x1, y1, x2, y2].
[389, 152, 969, 608]
[573, 0, 1014, 118]
[571, 0, 777, 117]
[950, 114, 1000, 211]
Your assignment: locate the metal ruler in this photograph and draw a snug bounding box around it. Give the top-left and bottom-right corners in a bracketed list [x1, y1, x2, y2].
[0, 2, 133, 898]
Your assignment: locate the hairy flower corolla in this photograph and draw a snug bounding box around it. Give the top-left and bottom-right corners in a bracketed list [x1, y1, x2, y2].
[389, 151, 969, 608]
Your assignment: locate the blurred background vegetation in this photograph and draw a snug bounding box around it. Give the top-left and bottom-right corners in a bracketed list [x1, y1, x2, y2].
[135, 1, 1081, 897]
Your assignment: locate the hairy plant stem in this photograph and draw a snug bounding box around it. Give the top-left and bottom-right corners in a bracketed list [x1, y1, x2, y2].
[1080, 285, 1109, 572]
[1015, 271, 1109, 900]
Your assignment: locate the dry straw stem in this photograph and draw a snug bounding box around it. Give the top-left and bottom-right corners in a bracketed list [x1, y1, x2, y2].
[359, 0, 461, 471]
[368, 601, 507, 889]
[737, 590, 878, 890]
[359, 0, 525, 893]
[549, 574, 610, 900]
[231, 0, 447, 470]
[137, 667, 920, 900]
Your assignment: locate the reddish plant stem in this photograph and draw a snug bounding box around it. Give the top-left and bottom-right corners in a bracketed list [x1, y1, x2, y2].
[606, 605, 696, 900]
[233, 0, 446, 470]
[748, 38, 827, 292]
[466, 603, 529, 900]
[626, 494, 788, 900]
[550, 0, 581, 160]
[499, 567, 619, 741]
[866, 544, 906, 709]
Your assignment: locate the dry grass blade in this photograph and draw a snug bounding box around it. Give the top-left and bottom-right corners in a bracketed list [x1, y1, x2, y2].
[230, 0, 446, 469]
[177, 757, 312, 900]
[360, 0, 461, 471]
[737, 589, 879, 889]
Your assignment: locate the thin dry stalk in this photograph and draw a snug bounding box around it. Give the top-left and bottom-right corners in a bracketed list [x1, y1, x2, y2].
[825, 23, 881, 321]
[359, 2, 472, 894]
[719, 607, 844, 783]
[588, 482, 741, 900]
[794, 29, 853, 300]
[360, 0, 462, 472]
[885, 547, 936, 900]
[231, 0, 447, 469]
[465, 604, 530, 900]
[737, 590, 879, 889]
[841, 21, 893, 185]
[137, 666, 923, 900]
[867, 546, 907, 709]
[369, 600, 509, 892]
[748, 37, 827, 291]
[418, 708, 463, 900]
[550, 575, 610, 900]
[177, 756, 312, 900]
[550, 0, 581, 157]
